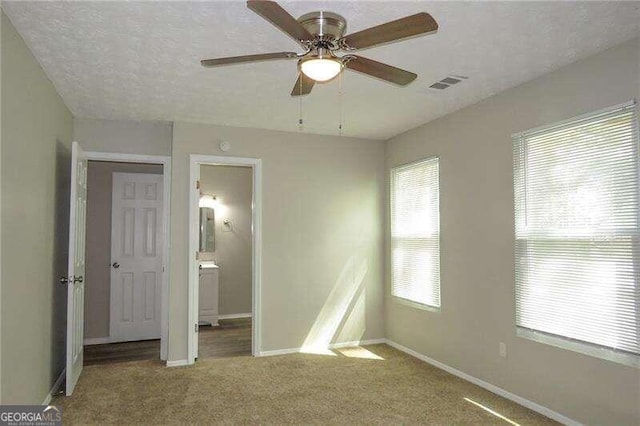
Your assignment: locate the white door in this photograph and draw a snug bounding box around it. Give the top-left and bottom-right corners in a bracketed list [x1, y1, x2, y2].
[110, 173, 164, 342]
[66, 141, 87, 395]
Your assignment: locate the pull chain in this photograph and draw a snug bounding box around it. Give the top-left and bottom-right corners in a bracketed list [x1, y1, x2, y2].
[298, 75, 304, 131]
[338, 71, 344, 136]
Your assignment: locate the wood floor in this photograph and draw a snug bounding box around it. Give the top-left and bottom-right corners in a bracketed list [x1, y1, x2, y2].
[84, 338, 160, 366]
[83, 317, 252, 365]
[198, 317, 252, 359]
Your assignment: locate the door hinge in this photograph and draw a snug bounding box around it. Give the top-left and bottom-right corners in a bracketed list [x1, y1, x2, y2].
[196, 180, 200, 190]
[195, 323, 199, 333]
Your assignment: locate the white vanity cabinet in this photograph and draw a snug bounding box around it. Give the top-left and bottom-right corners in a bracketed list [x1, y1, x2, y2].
[199, 262, 219, 326]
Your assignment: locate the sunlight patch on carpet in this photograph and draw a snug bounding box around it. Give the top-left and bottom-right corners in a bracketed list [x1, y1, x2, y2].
[336, 346, 384, 360]
[464, 397, 521, 426]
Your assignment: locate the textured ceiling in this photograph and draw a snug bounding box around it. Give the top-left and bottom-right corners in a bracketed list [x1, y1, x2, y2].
[3, 1, 639, 140]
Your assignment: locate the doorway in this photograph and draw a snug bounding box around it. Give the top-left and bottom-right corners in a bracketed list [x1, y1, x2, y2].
[188, 155, 262, 363]
[82, 153, 171, 365]
[197, 164, 253, 358]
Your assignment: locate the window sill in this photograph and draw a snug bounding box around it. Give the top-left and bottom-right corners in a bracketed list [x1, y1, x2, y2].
[392, 296, 440, 313]
[517, 327, 639, 368]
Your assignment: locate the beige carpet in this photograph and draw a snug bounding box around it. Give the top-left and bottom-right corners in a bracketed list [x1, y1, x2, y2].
[54, 344, 556, 425]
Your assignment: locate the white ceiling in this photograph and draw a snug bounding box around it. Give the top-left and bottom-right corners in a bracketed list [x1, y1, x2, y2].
[3, 1, 639, 140]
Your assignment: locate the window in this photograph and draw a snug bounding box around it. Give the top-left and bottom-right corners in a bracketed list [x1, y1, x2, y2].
[513, 102, 639, 359]
[391, 157, 440, 308]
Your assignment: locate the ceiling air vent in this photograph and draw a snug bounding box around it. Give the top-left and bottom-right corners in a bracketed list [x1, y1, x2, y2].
[429, 75, 468, 90]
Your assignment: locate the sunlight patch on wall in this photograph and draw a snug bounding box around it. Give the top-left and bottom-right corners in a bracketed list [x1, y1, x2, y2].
[300, 255, 368, 355]
[334, 290, 366, 344]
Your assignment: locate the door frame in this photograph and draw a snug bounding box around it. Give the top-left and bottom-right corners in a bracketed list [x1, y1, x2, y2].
[188, 155, 262, 363]
[85, 151, 171, 361]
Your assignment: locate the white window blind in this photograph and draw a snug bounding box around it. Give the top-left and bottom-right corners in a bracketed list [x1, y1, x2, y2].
[513, 102, 640, 356]
[391, 157, 440, 308]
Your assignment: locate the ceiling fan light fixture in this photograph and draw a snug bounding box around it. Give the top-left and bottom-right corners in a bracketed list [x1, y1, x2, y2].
[300, 57, 343, 82]
[202, 2, 440, 95]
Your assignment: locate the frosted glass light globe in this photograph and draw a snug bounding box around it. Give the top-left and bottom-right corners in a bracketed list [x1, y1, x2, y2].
[300, 58, 342, 82]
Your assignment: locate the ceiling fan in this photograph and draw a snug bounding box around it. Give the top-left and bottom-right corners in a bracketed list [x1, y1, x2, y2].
[201, 1, 439, 96]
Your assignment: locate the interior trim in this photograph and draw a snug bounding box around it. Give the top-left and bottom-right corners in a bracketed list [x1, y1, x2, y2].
[517, 328, 640, 368]
[166, 359, 190, 368]
[188, 155, 263, 364]
[84, 151, 172, 361]
[217, 313, 252, 320]
[42, 368, 66, 406]
[83, 337, 112, 346]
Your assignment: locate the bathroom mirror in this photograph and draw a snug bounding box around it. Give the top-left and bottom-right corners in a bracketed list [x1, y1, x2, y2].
[199, 206, 215, 253]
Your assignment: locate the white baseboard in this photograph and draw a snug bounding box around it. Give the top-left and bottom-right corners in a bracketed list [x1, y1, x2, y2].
[384, 339, 580, 426]
[199, 316, 219, 326]
[166, 359, 190, 367]
[331, 338, 386, 349]
[257, 338, 386, 357]
[42, 368, 65, 405]
[217, 313, 252, 320]
[258, 347, 299, 357]
[83, 337, 112, 346]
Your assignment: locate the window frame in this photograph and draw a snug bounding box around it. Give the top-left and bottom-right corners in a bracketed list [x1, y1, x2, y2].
[512, 100, 640, 367]
[389, 156, 441, 311]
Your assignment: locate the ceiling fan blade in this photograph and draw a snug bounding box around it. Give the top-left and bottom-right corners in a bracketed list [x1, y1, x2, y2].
[201, 52, 298, 67]
[291, 73, 315, 96]
[339, 13, 438, 50]
[247, 1, 314, 44]
[344, 55, 417, 86]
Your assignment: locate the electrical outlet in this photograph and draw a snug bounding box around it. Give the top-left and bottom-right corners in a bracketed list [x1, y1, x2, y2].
[499, 342, 507, 358]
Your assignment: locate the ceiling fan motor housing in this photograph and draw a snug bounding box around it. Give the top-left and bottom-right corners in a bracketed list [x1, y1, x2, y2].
[297, 11, 347, 42]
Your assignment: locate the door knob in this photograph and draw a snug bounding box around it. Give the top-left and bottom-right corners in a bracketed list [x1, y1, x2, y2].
[59, 276, 70, 285]
[112, 262, 120, 269]
[73, 276, 84, 283]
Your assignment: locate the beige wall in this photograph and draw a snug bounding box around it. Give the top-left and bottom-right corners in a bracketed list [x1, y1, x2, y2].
[199, 165, 252, 316]
[73, 117, 172, 156]
[385, 38, 640, 425]
[0, 11, 73, 403]
[170, 123, 385, 359]
[84, 161, 163, 339]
